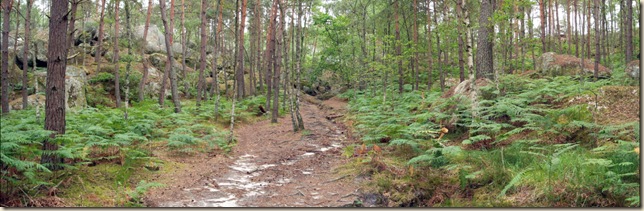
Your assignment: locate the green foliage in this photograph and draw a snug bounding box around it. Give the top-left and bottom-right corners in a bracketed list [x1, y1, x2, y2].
[125, 180, 165, 206]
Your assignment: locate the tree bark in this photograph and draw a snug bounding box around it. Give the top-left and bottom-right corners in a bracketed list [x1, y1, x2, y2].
[124, 0, 134, 120]
[426, 0, 433, 90]
[196, 0, 208, 107]
[394, 0, 402, 94]
[1, 0, 12, 114]
[593, 0, 599, 81]
[476, 0, 494, 80]
[265, 0, 279, 112]
[42, 0, 69, 170]
[625, 0, 633, 63]
[413, 0, 419, 90]
[237, 0, 248, 99]
[456, 0, 466, 82]
[113, 0, 121, 108]
[181, 0, 188, 97]
[67, 0, 80, 50]
[271, 0, 282, 124]
[95, 0, 106, 68]
[539, 0, 546, 53]
[22, 0, 34, 110]
[159, 0, 181, 113]
[138, 0, 153, 102]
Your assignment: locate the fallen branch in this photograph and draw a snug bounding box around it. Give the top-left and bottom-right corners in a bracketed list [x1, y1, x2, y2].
[325, 114, 344, 120]
[324, 175, 348, 184]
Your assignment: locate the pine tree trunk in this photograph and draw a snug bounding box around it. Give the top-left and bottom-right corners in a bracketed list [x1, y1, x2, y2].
[456, 0, 466, 82]
[67, 0, 80, 50]
[394, 0, 402, 94]
[265, 0, 279, 112]
[625, 0, 633, 63]
[256, 0, 263, 94]
[593, 0, 600, 81]
[196, 0, 208, 107]
[124, 0, 134, 120]
[539, 0, 546, 53]
[42, 0, 69, 170]
[22, 0, 34, 110]
[1, 0, 12, 114]
[138, 0, 153, 102]
[295, 0, 304, 131]
[476, 0, 494, 80]
[159, 0, 181, 113]
[426, 0, 433, 90]
[113, 0, 121, 108]
[237, 0, 247, 99]
[271, 0, 282, 124]
[96, 0, 106, 68]
[413, 0, 419, 90]
[181, 0, 188, 98]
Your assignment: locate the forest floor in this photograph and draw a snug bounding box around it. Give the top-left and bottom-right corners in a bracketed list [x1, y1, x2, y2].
[142, 96, 365, 207]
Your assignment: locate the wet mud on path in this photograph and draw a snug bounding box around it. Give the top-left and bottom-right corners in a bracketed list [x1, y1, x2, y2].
[143, 97, 361, 207]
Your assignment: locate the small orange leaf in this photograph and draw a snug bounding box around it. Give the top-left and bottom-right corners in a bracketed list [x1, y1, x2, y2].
[409, 165, 414, 175]
[635, 147, 640, 155]
[373, 144, 382, 154]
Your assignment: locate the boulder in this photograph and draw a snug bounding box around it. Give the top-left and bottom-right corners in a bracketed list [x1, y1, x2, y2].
[65, 66, 88, 110]
[134, 24, 166, 54]
[9, 94, 45, 110]
[625, 60, 640, 79]
[142, 66, 170, 99]
[536, 52, 612, 77]
[442, 78, 492, 99]
[33, 66, 88, 110]
[14, 29, 49, 69]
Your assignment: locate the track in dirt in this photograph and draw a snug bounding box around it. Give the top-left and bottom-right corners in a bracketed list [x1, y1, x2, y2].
[143, 98, 361, 207]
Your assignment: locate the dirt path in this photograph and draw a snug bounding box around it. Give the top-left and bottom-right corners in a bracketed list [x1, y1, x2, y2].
[143, 97, 361, 207]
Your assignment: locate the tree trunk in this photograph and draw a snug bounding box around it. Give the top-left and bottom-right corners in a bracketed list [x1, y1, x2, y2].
[113, 0, 121, 108]
[212, 0, 223, 120]
[575, 0, 579, 57]
[181, 0, 188, 98]
[426, 0, 433, 90]
[42, 0, 69, 170]
[394, 0, 402, 94]
[254, 0, 264, 92]
[196, 0, 208, 107]
[476, 0, 494, 80]
[138, 0, 153, 102]
[413, 0, 419, 90]
[124, 0, 134, 120]
[593, 0, 599, 81]
[237, 0, 248, 99]
[1, 0, 12, 114]
[527, 4, 536, 70]
[159, 0, 181, 113]
[22, 0, 34, 110]
[271, 0, 282, 123]
[295, 0, 304, 131]
[625, 0, 633, 63]
[95, 0, 106, 68]
[539, 0, 546, 53]
[67, 0, 80, 50]
[456, 0, 466, 82]
[265, 0, 279, 112]
[585, 0, 590, 59]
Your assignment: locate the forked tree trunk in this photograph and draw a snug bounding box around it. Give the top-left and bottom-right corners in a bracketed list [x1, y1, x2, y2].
[159, 0, 181, 113]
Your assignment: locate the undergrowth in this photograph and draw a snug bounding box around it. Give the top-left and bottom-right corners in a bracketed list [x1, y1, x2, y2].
[341, 74, 640, 207]
[0, 96, 265, 207]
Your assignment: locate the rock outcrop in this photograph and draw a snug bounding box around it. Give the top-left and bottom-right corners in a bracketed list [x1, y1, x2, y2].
[536, 52, 612, 77]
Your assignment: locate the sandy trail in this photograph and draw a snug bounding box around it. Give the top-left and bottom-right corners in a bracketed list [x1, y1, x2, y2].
[143, 97, 360, 207]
